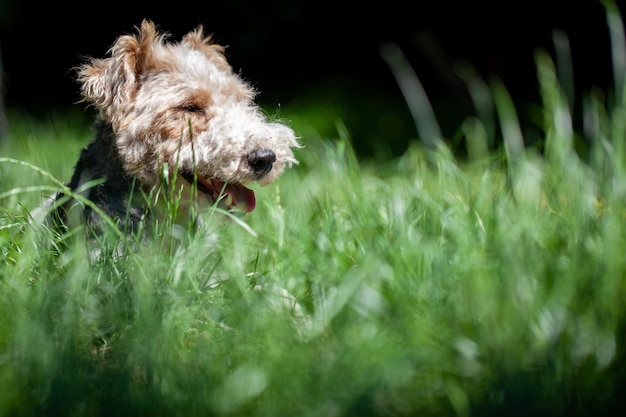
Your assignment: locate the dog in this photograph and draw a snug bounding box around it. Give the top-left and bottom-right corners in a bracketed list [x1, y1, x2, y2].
[43, 20, 299, 237]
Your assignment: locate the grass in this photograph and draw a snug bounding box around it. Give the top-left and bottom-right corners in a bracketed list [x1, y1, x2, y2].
[2, 7, 626, 417]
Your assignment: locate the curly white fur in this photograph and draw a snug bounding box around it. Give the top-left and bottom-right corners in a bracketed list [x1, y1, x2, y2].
[71, 19, 300, 220]
[81, 20, 299, 185]
[38, 20, 300, 237]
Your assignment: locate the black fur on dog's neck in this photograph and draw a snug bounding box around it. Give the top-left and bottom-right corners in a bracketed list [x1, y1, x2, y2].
[54, 119, 147, 233]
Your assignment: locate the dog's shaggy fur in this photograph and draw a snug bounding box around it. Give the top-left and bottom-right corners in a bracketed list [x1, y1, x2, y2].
[47, 20, 299, 234]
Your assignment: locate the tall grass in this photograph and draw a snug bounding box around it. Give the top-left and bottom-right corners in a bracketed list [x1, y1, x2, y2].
[2, 8, 626, 417]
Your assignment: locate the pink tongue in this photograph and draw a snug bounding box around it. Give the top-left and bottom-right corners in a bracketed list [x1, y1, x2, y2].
[197, 177, 256, 212]
[224, 182, 256, 212]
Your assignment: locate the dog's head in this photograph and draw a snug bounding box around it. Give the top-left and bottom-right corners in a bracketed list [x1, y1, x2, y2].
[78, 20, 299, 213]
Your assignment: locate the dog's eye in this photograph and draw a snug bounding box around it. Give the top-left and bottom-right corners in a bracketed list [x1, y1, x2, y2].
[178, 104, 203, 114]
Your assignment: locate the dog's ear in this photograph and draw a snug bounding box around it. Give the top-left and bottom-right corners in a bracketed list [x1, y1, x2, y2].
[182, 26, 232, 73]
[77, 20, 162, 122]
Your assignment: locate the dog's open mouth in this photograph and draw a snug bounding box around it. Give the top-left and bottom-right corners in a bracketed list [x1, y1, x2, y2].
[180, 171, 256, 213]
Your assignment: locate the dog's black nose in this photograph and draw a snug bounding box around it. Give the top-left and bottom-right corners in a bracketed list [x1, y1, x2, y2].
[248, 148, 276, 178]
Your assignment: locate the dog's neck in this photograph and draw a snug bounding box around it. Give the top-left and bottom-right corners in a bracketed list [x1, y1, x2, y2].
[63, 119, 147, 232]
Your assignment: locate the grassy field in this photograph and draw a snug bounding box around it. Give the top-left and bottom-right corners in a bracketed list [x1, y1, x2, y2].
[2, 10, 626, 417]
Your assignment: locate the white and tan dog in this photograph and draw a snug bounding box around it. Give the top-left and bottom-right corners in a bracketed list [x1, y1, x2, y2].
[48, 20, 299, 234]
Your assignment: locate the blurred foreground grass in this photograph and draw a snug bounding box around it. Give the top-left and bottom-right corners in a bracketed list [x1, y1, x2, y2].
[2, 9, 626, 417]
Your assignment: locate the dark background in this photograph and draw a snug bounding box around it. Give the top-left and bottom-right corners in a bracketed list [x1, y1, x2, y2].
[0, 0, 623, 154]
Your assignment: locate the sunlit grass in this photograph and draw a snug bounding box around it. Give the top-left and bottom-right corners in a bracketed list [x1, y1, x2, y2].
[2, 6, 626, 417]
